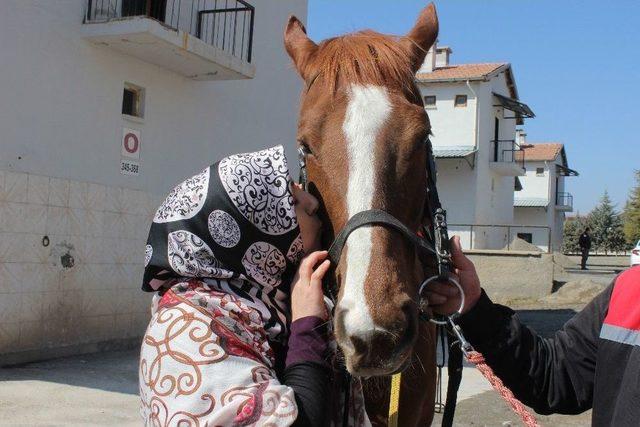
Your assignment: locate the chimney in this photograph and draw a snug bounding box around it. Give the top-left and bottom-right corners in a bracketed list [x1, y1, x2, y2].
[435, 46, 452, 67]
[516, 129, 527, 145]
[417, 40, 438, 74]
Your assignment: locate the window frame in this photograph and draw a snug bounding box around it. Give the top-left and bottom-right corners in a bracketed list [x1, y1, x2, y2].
[122, 82, 145, 120]
[536, 167, 545, 177]
[454, 94, 468, 108]
[423, 95, 436, 109]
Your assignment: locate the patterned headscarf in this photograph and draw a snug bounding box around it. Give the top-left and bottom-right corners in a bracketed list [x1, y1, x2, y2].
[142, 145, 305, 341]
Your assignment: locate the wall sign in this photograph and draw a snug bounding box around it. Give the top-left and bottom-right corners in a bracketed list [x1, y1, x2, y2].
[121, 128, 141, 176]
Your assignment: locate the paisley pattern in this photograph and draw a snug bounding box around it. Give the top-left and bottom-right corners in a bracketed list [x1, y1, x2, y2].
[286, 234, 305, 264]
[153, 167, 210, 223]
[208, 210, 241, 248]
[242, 242, 286, 288]
[144, 244, 153, 267]
[139, 281, 298, 426]
[167, 230, 232, 278]
[218, 146, 297, 235]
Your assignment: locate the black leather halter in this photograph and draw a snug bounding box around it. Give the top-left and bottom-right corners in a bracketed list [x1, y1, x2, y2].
[297, 137, 453, 304]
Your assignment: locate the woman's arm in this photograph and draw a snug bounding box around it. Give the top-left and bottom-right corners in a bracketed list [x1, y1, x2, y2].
[282, 251, 332, 427]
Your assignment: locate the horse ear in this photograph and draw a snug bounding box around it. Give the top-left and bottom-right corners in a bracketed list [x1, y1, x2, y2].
[284, 15, 319, 81]
[401, 3, 439, 73]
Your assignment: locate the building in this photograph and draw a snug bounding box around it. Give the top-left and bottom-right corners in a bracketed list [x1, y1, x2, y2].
[513, 137, 579, 252]
[0, 0, 307, 364]
[416, 43, 535, 250]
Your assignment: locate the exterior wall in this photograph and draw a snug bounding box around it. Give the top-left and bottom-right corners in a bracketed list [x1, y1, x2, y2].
[513, 207, 551, 252]
[0, 0, 307, 362]
[419, 73, 520, 250]
[468, 250, 554, 302]
[0, 170, 158, 363]
[518, 160, 551, 200]
[515, 157, 570, 252]
[422, 83, 477, 149]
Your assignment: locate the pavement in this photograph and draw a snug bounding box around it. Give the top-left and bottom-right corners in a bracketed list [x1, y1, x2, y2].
[0, 256, 629, 426]
[0, 349, 140, 426]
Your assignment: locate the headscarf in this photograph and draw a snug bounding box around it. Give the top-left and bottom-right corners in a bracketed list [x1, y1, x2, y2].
[142, 145, 305, 342]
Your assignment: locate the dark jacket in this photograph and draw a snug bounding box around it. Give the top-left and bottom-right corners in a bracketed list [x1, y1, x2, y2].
[579, 232, 592, 250]
[459, 266, 640, 426]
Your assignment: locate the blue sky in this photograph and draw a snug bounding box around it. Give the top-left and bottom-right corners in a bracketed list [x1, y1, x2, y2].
[306, 0, 639, 214]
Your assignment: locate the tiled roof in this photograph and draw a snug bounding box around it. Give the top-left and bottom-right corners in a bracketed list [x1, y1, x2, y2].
[516, 143, 563, 162]
[514, 198, 549, 207]
[433, 146, 477, 158]
[416, 63, 508, 82]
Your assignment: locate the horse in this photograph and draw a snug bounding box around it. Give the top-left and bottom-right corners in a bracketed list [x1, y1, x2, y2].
[284, 4, 440, 426]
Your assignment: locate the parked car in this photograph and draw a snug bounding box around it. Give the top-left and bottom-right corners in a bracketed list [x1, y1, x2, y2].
[632, 241, 640, 267]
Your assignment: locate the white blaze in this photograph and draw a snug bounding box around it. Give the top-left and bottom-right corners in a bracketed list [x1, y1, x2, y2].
[339, 84, 392, 345]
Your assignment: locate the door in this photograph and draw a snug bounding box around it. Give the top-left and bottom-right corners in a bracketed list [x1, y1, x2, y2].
[493, 117, 500, 161]
[122, 0, 166, 21]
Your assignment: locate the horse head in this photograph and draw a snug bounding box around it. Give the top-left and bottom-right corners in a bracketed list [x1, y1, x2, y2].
[285, 4, 439, 377]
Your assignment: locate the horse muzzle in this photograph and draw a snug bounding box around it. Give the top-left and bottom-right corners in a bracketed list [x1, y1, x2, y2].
[334, 302, 418, 376]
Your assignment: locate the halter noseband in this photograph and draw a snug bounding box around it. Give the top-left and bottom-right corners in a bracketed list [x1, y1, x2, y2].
[297, 138, 463, 322]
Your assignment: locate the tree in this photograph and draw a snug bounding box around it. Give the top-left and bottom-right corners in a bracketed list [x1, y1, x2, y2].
[623, 170, 640, 245]
[562, 215, 587, 254]
[588, 191, 626, 254]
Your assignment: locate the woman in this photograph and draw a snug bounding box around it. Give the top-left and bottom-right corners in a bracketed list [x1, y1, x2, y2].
[139, 146, 368, 426]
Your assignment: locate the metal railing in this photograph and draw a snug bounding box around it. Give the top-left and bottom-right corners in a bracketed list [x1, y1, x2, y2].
[555, 192, 573, 209]
[85, 0, 255, 63]
[491, 139, 525, 170]
[449, 223, 552, 253]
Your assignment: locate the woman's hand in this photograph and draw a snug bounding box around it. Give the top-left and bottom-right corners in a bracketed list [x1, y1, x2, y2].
[291, 251, 331, 321]
[425, 235, 482, 315]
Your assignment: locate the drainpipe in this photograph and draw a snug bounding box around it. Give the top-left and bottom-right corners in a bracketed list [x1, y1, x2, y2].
[466, 80, 479, 152]
[466, 80, 479, 249]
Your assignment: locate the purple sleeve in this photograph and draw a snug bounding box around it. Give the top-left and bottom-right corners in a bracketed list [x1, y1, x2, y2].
[285, 316, 330, 367]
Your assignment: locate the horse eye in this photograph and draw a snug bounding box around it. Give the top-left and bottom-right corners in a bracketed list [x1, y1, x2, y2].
[298, 140, 313, 156]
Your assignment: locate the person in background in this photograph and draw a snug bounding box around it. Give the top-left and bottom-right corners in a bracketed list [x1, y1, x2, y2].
[426, 235, 640, 426]
[579, 227, 592, 270]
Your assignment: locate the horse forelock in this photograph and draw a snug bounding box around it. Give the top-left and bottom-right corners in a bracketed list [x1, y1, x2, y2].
[310, 30, 418, 95]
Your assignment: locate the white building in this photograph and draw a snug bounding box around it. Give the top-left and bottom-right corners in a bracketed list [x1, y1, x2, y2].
[513, 139, 578, 252]
[416, 44, 535, 250]
[0, 0, 306, 364]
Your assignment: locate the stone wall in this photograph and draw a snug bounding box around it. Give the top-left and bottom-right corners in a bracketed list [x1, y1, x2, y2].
[0, 170, 157, 365]
[467, 249, 555, 303]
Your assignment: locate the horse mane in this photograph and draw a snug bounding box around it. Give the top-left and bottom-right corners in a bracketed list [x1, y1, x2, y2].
[311, 30, 416, 93]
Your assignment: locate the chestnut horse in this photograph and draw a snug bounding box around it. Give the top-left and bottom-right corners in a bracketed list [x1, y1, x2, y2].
[285, 4, 440, 426]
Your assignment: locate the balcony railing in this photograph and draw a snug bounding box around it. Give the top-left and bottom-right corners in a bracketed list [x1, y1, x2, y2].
[491, 139, 525, 169]
[85, 0, 255, 63]
[556, 192, 573, 210]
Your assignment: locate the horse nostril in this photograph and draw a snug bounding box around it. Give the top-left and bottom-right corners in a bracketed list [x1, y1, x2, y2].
[349, 335, 369, 355]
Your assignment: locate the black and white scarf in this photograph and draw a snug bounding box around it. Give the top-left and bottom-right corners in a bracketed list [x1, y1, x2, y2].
[142, 145, 305, 342]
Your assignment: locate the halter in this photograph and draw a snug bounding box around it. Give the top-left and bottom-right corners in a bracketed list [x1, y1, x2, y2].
[297, 138, 464, 321]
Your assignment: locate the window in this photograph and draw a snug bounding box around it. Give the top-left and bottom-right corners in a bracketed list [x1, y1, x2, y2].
[517, 233, 533, 244]
[423, 95, 436, 109]
[454, 94, 468, 107]
[122, 83, 145, 119]
[536, 167, 545, 176]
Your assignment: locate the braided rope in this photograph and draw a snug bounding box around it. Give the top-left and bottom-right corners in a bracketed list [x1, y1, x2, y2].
[466, 351, 541, 427]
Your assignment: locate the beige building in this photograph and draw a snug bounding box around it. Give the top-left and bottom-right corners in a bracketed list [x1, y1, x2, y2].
[0, 0, 307, 365]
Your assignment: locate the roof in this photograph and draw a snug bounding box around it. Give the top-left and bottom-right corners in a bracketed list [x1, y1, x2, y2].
[515, 143, 563, 162]
[433, 146, 477, 158]
[416, 63, 508, 83]
[514, 198, 549, 207]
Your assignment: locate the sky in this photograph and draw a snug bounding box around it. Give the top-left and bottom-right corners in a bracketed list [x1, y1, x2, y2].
[306, 0, 639, 215]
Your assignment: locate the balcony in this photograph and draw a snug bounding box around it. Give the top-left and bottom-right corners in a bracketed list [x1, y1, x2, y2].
[489, 139, 525, 176]
[82, 0, 255, 80]
[555, 192, 574, 211]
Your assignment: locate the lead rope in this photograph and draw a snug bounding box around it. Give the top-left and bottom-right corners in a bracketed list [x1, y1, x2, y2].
[466, 351, 540, 427]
